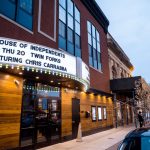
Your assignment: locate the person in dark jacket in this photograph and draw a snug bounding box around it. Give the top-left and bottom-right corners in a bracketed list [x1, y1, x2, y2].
[138, 111, 144, 128]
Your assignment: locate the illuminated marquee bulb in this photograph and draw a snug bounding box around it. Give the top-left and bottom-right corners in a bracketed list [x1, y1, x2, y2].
[48, 71, 51, 74]
[17, 66, 19, 70]
[32, 68, 35, 72]
[6, 64, 9, 69]
[22, 66, 24, 70]
[45, 70, 47, 74]
[27, 67, 30, 71]
[11, 65, 14, 69]
[40, 69, 43, 73]
[0, 64, 2, 68]
[36, 69, 38, 72]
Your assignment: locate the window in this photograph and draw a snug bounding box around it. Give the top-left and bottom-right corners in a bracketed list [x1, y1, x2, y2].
[103, 107, 107, 119]
[87, 21, 102, 70]
[0, 0, 33, 30]
[91, 106, 97, 121]
[59, 0, 81, 57]
[98, 106, 102, 120]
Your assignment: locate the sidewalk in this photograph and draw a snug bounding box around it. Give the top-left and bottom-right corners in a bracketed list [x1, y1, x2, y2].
[38, 124, 136, 150]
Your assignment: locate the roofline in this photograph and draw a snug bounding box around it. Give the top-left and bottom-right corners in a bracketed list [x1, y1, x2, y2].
[81, 0, 109, 33]
[107, 33, 134, 69]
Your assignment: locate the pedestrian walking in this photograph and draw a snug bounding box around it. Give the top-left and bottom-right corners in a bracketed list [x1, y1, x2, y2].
[138, 111, 144, 128]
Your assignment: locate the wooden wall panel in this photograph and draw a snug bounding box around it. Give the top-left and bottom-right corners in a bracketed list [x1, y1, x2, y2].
[61, 88, 113, 138]
[0, 72, 23, 150]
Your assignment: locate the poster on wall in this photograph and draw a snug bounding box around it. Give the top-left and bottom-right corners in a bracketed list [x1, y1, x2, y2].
[103, 107, 107, 119]
[98, 107, 102, 120]
[91, 106, 96, 121]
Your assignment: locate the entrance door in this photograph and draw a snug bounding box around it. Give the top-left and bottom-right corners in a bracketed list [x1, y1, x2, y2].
[72, 98, 80, 138]
[20, 82, 61, 147]
[36, 98, 61, 143]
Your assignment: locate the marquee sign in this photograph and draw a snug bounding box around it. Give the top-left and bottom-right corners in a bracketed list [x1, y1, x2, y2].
[0, 37, 76, 75]
[0, 37, 90, 88]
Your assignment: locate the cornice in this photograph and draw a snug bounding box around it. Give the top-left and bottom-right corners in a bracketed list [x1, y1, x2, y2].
[81, 0, 109, 33]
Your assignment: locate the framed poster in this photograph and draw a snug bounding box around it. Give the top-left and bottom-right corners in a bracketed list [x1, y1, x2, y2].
[98, 106, 102, 121]
[91, 106, 96, 121]
[103, 107, 107, 119]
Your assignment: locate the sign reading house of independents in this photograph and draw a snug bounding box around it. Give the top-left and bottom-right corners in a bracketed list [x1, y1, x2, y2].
[0, 37, 77, 76]
[0, 37, 90, 85]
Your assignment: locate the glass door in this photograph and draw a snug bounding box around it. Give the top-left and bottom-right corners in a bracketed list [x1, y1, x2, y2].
[48, 99, 61, 141]
[36, 97, 49, 143]
[20, 82, 61, 147]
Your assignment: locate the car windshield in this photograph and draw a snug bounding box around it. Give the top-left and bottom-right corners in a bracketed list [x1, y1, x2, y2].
[119, 137, 150, 150]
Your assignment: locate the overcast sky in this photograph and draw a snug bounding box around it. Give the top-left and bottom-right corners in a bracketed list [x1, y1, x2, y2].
[96, 0, 150, 83]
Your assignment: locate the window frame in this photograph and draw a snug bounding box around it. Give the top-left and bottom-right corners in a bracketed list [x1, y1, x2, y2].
[87, 21, 102, 71]
[1, 0, 34, 32]
[58, 0, 81, 57]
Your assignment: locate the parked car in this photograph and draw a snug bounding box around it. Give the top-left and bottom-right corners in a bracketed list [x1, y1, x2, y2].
[118, 127, 150, 150]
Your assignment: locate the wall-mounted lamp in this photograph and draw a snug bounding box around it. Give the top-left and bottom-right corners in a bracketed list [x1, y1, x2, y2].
[14, 79, 20, 86]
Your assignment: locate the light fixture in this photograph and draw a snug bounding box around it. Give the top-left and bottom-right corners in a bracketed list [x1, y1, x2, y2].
[58, 82, 61, 85]
[19, 72, 23, 75]
[36, 76, 39, 79]
[50, 80, 54, 83]
[6, 64, 9, 69]
[22, 66, 24, 70]
[27, 67, 30, 71]
[11, 65, 14, 69]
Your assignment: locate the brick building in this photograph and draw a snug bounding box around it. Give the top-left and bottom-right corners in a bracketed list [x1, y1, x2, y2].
[0, 0, 113, 149]
[107, 33, 134, 127]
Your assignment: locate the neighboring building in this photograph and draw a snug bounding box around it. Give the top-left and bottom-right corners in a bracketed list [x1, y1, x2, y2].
[135, 78, 150, 121]
[0, 0, 113, 149]
[108, 33, 150, 127]
[107, 33, 133, 80]
[107, 33, 134, 127]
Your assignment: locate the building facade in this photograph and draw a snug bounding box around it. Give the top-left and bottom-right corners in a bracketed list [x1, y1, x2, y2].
[0, 0, 113, 149]
[107, 33, 134, 127]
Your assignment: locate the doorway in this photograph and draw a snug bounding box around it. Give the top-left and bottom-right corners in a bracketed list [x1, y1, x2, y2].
[72, 98, 80, 138]
[20, 82, 61, 147]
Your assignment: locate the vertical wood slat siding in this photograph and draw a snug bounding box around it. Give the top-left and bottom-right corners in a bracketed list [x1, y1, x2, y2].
[0, 72, 23, 150]
[61, 88, 113, 138]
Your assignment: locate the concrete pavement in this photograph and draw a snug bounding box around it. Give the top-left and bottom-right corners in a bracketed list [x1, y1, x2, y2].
[38, 124, 137, 150]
